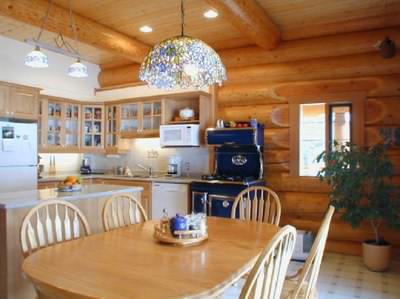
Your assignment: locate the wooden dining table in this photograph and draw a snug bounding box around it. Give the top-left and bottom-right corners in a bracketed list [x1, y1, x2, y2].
[22, 217, 279, 299]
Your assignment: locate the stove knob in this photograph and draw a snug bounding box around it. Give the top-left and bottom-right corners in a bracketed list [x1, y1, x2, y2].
[222, 200, 230, 208]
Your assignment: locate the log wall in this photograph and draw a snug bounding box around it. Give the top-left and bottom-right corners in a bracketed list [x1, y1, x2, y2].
[216, 33, 400, 258]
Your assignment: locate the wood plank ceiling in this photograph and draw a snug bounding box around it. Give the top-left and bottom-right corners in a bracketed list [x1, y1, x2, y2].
[0, 0, 399, 69]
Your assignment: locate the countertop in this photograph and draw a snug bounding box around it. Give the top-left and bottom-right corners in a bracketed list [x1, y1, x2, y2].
[39, 172, 199, 184]
[0, 184, 143, 209]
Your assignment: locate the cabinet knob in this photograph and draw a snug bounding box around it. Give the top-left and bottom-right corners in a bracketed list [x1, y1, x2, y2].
[222, 200, 230, 208]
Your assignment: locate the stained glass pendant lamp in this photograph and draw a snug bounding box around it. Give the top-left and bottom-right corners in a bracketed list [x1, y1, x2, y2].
[139, 0, 226, 90]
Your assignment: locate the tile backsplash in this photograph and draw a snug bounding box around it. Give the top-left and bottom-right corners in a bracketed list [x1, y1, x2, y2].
[40, 153, 83, 173]
[40, 139, 209, 176]
[86, 138, 209, 176]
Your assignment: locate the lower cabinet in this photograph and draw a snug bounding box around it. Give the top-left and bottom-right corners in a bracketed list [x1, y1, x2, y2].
[38, 181, 60, 189]
[91, 179, 152, 219]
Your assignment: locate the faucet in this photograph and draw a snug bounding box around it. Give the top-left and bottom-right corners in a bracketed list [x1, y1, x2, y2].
[136, 163, 153, 177]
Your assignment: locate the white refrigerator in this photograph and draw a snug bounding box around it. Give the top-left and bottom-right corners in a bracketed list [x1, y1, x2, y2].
[0, 121, 38, 193]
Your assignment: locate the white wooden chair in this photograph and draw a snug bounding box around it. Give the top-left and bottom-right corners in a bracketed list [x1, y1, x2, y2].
[102, 193, 148, 231]
[20, 199, 91, 257]
[240, 225, 297, 299]
[281, 206, 335, 299]
[231, 186, 282, 226]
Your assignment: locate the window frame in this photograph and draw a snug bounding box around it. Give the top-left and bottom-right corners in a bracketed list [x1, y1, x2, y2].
[328, 103, 353, 151]
[289, 92, 365, 177]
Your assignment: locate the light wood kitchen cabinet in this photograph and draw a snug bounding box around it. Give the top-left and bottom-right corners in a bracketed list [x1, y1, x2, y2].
[105, 104, 129, 154]
[0, 82, 39, 120]
[0, 84, 10, 116]
[82, 104, 105, 150]
[39, 96, 81, 152]
[9, 86, 39, 120]
[120, 99, 164, 138]
[91, 178, 152, 219]
[37, 181, 60, 189]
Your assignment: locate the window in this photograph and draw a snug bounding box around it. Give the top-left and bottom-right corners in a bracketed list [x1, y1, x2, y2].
[290, 95, 364, 177]
[329, 104, 351, 150]
[299, 103, 326, 176]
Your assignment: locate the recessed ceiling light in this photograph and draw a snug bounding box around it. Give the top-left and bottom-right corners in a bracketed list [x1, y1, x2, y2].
[203, 9, 218, 19]
[140, 25, 153, 33]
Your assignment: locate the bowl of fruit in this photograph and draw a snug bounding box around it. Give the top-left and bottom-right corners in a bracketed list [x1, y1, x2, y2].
[57, 176, 82, 192]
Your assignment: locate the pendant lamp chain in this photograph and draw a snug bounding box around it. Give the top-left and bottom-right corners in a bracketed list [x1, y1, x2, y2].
[180, 0, 185, 37]
[69, 0, 80, 56]
[35, 0, 52, 42]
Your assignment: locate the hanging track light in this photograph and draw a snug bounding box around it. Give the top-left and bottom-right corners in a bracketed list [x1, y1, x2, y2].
[24, 0, 88, 78]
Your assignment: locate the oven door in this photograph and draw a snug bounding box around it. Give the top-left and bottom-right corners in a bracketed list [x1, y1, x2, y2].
[208, 194, 236, 218]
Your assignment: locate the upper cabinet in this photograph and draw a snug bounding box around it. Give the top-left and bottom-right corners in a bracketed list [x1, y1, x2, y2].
[0, 81, 214, 152]
[82, 104, 105, 150]
[65, 103, 81, 149]
[0, 85, 10, 116]
[120, 100, 164, 138]
[105, 104, 129, 154]
[39, 96, 81, 152]
[142, 101, 163, 133]
[0, 82, 39, 120]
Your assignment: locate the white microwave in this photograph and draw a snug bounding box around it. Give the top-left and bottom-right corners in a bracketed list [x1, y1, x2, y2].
[160, 124, 200, 147]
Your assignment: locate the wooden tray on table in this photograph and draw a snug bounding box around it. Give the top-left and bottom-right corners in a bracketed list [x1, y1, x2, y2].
[153, 224, 208, 247]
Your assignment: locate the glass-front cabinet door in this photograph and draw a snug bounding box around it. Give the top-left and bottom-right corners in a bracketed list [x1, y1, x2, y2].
[82, 105, 104, 149]
[38, 99, 43, 147]
[65, 103, 80, 148]
[120, 103, 139, 137]
[106, 105, 118, 149]
[46, 100, 63, 147]
[142, 101, 162, 132]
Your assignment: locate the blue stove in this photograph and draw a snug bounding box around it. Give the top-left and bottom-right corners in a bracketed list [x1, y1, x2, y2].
[191, 125, 265, 218]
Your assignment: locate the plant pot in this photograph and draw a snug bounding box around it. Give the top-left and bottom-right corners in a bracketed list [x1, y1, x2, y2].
[362, 240, 391, 272]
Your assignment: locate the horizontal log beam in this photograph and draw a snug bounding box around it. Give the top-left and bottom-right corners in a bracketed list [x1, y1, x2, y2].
[98, 64, 142, 88]
[218, 104, 288, 128]
[205, 0, 280, 50]
[226, 52, 400, 85]
[0, 0, 150, 63]
[219, 27, 400, 68]
[366, 97, 400, 125]
[283, 11, 400, 40]
[217, 75, 400, 106]
[98, 27, 400, 88]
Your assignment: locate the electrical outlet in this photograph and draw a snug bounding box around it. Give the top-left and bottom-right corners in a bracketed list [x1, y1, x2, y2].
[184, 161, 191, 173]
[147, 150, 159, 159]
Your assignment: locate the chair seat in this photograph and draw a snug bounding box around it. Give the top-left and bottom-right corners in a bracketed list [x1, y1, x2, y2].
[281, 279, 318, 299]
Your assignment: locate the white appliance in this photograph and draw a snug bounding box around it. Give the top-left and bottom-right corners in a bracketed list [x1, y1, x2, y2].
[0, 121, 38, 192]
[152, 183, 189, 220]
[159, 124, 200, 147]
[292, 230, 314, 261]
[167, 156, 182, 177]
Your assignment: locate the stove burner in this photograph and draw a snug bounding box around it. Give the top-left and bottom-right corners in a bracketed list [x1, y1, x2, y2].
[201, 174, 257, 182]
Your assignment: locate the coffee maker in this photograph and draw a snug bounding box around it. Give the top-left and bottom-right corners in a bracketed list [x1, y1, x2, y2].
[80, 157, 92, 174]
[167, 156, 182, 177]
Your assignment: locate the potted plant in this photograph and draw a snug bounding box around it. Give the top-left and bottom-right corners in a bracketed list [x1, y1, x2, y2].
[317, 142, 400, 271]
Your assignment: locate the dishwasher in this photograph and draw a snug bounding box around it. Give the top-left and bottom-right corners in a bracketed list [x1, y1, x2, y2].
[151, 183, 189, 220]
